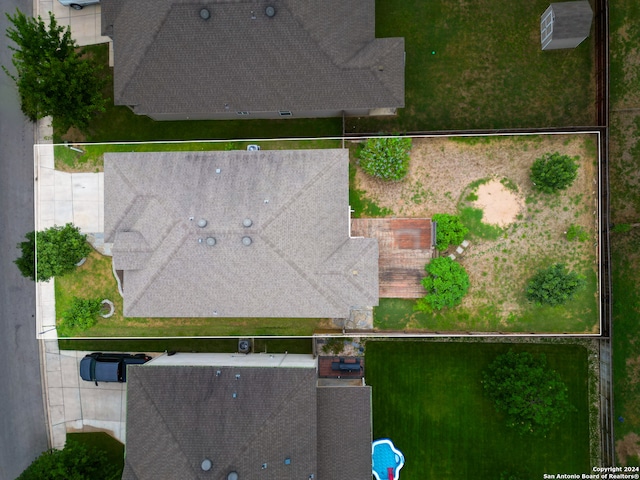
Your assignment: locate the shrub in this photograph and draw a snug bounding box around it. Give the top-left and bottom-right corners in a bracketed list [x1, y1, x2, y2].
[530, 152, 579, 193]
[525, 263, 586, 306]
[482, 350, 574, 436]
[17, 438, 120, 480]
[432, 213, 469, 250]
[415, 257, 470, 312]
[565, 224, 589, 242]
[59, 297, 102, 335]
[357, 137, 411, 181]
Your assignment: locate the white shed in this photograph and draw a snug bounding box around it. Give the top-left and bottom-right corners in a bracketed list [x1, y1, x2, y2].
[541, 1, 593, 50]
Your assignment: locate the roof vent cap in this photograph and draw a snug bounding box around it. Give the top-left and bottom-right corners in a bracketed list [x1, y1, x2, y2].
[201, 459, 212, 471]
[265, 6, 276, 17]
[206, 237, 216, 246]
[199, 8, 211, 20]
[227, 472, 239, 480]
[198, 219, 208, 228]
[242, 236, 252, 246]
[243, 218, 253, 227]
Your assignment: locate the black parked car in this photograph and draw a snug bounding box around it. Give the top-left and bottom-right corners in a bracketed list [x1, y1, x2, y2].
[80, 352, 151, 385]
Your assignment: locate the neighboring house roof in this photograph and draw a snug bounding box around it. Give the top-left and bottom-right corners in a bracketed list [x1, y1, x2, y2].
[101, 0, 404, 117]
[104, 149, 379, 318]
[122, 363, 373, 480]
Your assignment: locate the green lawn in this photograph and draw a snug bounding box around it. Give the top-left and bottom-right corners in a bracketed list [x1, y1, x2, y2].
[54, 138, 342, 172]
[54, 250, 330, 338]
[58, 337, 313, 354]
[346, 0, 594, 133]
[609, 0, 640, 464]
[365, 341, 591, 479]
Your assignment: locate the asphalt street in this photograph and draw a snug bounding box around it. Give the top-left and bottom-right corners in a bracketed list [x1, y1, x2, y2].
[0, 0, 49, 477]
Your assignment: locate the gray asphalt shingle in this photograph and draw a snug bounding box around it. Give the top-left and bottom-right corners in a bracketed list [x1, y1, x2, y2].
[104, 149, 379, 318]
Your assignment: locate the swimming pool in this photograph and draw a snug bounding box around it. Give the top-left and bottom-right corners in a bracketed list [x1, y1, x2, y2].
[372, 438, 405, 480]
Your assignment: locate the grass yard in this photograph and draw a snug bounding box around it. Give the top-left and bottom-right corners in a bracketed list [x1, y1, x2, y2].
[353, 134, 600, 333]
[365, 341, 591, 479]
[56, 44, 342, 143]
[346, 0, 595, 133]
[609, 0, 640, 464]
[54, 250, 331, 338]
[53, 138, 342, 173]
[57, 337, 313, 354]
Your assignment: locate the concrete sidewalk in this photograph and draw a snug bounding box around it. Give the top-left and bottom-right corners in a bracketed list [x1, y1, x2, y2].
[33, 0, 117, 453]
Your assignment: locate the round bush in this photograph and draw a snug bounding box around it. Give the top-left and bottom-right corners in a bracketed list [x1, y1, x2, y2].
[432, 213, 468, 250]
[415, 257, 470, 311]
[530, 152, 579, 193]
[525, 263, 586, 306]
[59, 297, 102, 335]
[357, 137, 412, 181]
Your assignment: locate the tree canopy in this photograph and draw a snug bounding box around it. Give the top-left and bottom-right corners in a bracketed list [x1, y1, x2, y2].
[4, 9, 106, 131]
[432, 213, 468, 250]
[357, 136, 412, 181]
[482, 350, 574, 435]
[415, 256, 470, 312]
[525, 263, 586, 306]
[530, 152, 579, 193]
[18, 440, 120, 480]
[15, 223, 91, 282]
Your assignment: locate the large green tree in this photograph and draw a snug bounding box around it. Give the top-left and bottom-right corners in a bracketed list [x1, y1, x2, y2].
[415, 256, 470, 311]
[15, 223, 91, 282]
[18, 440, 119, 480]
[4, 9, 106, 131]
[482, 350, 574, 436]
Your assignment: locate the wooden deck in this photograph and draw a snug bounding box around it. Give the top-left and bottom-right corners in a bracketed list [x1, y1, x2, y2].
[351, 218, 434, 298]
[318, 356, 364, 379]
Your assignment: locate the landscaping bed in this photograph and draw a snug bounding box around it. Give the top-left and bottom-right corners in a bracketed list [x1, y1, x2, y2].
[365, 340, 592, 480]
[352, 134, 600, 333]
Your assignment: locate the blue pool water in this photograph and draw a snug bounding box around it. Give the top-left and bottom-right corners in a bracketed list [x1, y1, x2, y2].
[372, 438, 405, 480]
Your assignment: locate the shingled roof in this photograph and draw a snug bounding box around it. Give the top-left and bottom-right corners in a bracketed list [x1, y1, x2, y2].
[122, 363, 373, 480]
[104, 149, 379, 318]
[101, 0, 404, 119]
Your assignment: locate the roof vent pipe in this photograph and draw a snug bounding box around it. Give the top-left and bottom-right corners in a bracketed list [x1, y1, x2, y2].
[265, 6, 276, 17]
[200, 8, 210, 20]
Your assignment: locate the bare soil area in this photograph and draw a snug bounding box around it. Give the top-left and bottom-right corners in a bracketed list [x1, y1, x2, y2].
[352, 134, 599, 331]
[616, 432, 640, 466]
[473, 179, 525, 227]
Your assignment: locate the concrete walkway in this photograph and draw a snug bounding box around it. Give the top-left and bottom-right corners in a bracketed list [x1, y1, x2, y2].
[33, 0, 118, 453]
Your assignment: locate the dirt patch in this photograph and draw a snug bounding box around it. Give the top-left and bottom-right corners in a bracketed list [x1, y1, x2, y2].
[616, 432, 640, 466]
[473, 179, 525, 227]
[626, 355, 640, 387]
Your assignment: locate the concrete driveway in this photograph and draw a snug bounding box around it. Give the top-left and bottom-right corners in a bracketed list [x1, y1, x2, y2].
[41, 0, 111, 48]
[45, 341, 127, 448]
